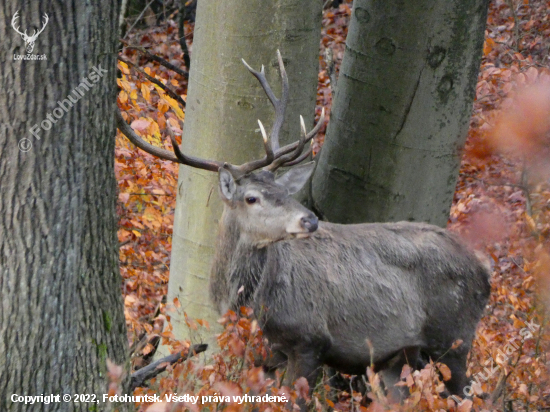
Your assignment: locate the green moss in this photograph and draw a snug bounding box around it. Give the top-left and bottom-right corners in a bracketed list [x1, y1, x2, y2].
[92, 338, 108, 362]
[97, 343, 108, 362]
[102, 310, 112, 332]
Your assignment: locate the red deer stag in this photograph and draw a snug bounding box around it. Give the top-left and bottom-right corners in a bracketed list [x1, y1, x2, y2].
[116, 51, 491, 404]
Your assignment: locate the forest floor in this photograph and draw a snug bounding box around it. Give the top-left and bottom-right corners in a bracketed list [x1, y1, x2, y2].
[116, 1, 550, 411]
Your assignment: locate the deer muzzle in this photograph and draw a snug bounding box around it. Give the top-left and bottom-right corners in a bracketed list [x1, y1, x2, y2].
[300, 214, 318, 233]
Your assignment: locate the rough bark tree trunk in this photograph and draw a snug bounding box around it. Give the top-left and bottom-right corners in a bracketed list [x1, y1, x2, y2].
[312, 0, 489, 226]
[166, 0, 322, 345]
[0, 1, 130, 411]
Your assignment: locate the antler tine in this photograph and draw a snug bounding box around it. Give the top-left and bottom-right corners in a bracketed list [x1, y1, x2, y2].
[116, 109, 222, 172]
[241, 60, 278, 108]
[257, 119, 274, 164]
[223, 118, 277, 177]
[227, 123, 274, 176]
[266, 114, 308, 171]
[272, 49, 290, 152]
[276, 107, 325, 158]
[302, 107, 325, 144]
[264, 107, 325, 171]
[282, 141, 313, 167]
[241, 49, 288, 152]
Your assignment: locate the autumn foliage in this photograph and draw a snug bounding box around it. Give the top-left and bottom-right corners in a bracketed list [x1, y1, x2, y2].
[116, 0, 550, 410]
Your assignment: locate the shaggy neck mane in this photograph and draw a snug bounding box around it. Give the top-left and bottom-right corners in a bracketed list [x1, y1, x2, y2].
[210, 209, 269, 313]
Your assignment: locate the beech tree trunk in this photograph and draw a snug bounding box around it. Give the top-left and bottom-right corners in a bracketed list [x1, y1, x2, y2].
[166, 0, 322, 345]
[312, 0, 489, 226]
[0, 1, 129, 411]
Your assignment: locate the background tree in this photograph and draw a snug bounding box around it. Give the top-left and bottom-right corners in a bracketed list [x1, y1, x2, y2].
[0, 1, 129, 411]
[312, 0, 489, 226]
[165, 0, 323, 343]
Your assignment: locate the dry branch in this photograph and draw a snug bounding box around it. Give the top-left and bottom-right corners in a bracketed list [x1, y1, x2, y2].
[121, 40, 189, 78]
[118, 55, 186, 107]
[178, 0, 191, 70]
[130, 343, 208, 390]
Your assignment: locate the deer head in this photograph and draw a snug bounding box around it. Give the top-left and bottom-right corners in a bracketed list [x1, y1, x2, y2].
[12, 11, 49, 54]
[218, 163, 319, 247]
[116, 50, 324, 244]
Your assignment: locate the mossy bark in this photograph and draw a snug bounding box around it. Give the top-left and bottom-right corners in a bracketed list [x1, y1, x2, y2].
[0, 0, 130, 411]
[312, 0, 489, 226]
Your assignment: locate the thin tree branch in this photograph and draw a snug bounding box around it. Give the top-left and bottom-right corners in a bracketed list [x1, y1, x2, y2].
[519, 157, 533, 216]
[178, 0, 191, 69]
[505, 0, 521, 52]
[121, 40, 188, 78]
[463, 174, 532, 215]
[123, 0, 156, 40]
[490, 370, 510, 404]
[130, 343, 208, 390]
[118, 55, 187, 107]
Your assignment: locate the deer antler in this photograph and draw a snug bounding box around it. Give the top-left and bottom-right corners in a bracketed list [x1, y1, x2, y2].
[233, 49, 325, 174]
[115, 110, 222, 172]
[116, 50, 325, 177]
[241, 50, 289, 152]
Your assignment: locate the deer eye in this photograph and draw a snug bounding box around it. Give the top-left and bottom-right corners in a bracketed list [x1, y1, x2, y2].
[245, 196, 257, 205]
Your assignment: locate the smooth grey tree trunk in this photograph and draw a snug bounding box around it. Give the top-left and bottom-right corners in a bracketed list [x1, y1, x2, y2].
[0, 1, 130, 411]
[166, 0, 322, 345]
[312, 0, 488, 226]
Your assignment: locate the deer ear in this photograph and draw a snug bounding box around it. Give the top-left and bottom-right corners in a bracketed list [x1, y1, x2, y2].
[219, 168, 237, 201]
[275, 161, 316, 194]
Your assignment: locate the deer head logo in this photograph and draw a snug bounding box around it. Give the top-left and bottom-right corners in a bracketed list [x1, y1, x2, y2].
[11, 11, 49, 54]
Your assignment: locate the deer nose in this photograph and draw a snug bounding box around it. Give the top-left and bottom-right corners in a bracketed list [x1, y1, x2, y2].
[300, 214, 318, 232]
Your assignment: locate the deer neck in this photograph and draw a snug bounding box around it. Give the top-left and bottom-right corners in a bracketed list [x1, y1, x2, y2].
[210, 209, 269, 313]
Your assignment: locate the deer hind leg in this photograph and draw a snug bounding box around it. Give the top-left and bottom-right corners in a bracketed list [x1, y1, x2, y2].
[286, 350, 323, 388]
[436, 347, 470, 397]
[379, 347, 420, 403]
[258, 347, 287, 378]
[284, 348, 324, 411]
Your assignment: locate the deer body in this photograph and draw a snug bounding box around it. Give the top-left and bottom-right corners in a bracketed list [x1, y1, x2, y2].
[209, 169, 490, 396]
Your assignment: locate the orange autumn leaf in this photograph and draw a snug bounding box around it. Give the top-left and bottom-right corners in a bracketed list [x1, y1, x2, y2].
[141, 82, 151, 102]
